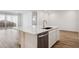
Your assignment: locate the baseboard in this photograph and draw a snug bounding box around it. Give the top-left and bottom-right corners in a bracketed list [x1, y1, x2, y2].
[59, 27, 79, 32]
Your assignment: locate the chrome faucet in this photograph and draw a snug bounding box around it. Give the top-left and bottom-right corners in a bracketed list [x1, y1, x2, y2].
[43, 20, 47, 28]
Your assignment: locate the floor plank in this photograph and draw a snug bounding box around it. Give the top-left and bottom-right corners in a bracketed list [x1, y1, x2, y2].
[0, 28, 19, 48]
[53, 30, 79, 48]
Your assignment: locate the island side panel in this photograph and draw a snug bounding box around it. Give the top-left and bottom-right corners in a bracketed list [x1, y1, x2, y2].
[24, 33, 37, 48]
[19, 31, 25, 48]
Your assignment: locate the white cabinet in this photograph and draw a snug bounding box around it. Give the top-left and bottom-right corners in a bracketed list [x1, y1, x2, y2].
[49, 29, 59, 48]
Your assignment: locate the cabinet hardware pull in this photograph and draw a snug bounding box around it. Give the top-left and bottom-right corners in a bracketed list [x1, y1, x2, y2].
[38, 34, 48, 38]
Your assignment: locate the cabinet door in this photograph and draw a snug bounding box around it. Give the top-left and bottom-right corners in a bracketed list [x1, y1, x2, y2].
[49, 30, 58, 48]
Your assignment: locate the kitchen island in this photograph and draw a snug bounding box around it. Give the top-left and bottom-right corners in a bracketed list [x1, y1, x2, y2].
[14, 26, 59, 48]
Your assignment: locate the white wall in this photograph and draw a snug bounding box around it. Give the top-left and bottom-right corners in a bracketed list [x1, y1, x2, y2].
[47, 10, 79, 32]
[21, 11, 32, 27]
[37, 10, 79, 32]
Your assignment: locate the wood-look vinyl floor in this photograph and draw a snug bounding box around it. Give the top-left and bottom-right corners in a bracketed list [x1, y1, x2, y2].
[0, 29, 18, 48]
[53, 30, 79, 48]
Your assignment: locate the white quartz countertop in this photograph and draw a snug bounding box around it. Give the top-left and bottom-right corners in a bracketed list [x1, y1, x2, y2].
[13, 26, 58, 35]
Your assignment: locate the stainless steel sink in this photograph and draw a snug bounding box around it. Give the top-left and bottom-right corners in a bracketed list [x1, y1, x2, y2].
[42, 27, 52, 29]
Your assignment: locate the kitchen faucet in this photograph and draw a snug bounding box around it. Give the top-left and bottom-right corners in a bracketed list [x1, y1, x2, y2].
[43, 20, 47, 28]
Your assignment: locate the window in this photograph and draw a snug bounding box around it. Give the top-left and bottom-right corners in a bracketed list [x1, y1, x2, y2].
[0, 14, 5, 27]
[0, 14, 19, 27]
[6, 15, 18, 27]
[0, 14, 5, 21]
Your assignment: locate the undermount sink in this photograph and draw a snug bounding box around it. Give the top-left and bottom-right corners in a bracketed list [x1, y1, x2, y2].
[42, 27, 52, 29]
